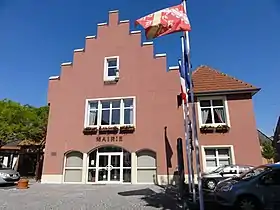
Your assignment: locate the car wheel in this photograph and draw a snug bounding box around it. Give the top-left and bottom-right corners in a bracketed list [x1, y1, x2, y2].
[235, 196, 261, 210]
[205, 179, 216, 190]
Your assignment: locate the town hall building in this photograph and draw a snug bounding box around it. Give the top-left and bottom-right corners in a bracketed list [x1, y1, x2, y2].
[41, 10, 262, 185]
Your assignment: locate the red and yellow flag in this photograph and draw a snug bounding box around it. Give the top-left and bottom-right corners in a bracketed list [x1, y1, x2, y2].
[135, 3, 191, 40]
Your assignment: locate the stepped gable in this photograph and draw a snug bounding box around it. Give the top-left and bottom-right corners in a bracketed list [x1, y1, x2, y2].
[48, 10, 170, 82]
[192, 65, 260, 94]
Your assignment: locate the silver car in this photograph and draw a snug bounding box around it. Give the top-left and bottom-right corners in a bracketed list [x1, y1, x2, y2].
[202, 164, 253, 190]
[214, 164, 280, 210]
[0, 163, 20, 184]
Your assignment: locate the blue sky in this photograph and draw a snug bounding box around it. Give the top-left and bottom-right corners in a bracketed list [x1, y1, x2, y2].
[0, 0, 279, 135]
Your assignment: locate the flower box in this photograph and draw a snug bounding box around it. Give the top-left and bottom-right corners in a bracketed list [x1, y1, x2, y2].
[83, 127, 98, 135]
[200, 125, 215, 134]
[215, 125, 230, 133]
[119, 125, 135, 134]
[99, 126, 119, 134]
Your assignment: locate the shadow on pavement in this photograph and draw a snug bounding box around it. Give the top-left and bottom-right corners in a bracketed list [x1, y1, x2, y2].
[118, 187, 181, 209]
[0, 183, 17, 190]
[118, 186, 226, 210]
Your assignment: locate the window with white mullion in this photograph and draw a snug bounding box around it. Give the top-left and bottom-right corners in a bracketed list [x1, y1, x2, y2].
[123, 98, 134, 125]
[100, 99, 121, 126]
[86, 97, 134, 127]
[215, 149, 224, 165]
[106, 57, 119, 78]
[109, 102, 113, 125]
[218, 157, 230, 160]
[88, 101, 98, 126]
[204, 147, 232, 171]
[120, 99, 125, 125]
[219, 159, 230, 166]
[111, 100, 121, 125]
[205, 157, 216, 161]
[218, 155, 230, 166]
[217, 148, 229, 166]
[205, 157, 217, 166]
[215, 149, 220, 166]
[200, 99, 226, 125]
[210, 106, 215, 125]
[215, 149, 219, 156]
[97, 101, 102, 126]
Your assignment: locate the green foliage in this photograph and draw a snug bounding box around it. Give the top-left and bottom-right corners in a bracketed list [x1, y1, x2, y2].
[261, 140, 276, 160]
[0, 99, 49, 144]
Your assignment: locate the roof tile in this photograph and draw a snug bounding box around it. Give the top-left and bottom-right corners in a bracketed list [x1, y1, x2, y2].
[192, 65, 260, 93]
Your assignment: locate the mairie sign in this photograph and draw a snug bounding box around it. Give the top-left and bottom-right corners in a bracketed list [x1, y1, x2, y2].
[96, 136, 123, 142]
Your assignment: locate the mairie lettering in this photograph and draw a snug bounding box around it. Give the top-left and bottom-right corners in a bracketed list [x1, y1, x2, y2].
[96, 136, 123, 142]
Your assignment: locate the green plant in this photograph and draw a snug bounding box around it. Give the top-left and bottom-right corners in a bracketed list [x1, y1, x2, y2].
[261, 141, 276, 160]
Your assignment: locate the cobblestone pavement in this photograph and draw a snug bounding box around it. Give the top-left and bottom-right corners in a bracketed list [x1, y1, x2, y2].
[0, 183, 180, 210]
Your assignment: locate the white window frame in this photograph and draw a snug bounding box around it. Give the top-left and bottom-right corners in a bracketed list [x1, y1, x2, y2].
[197, 96, 230, 127]
[201, 145, 235, 172]
[84, 96, 136, 128]
[104, 56, 119, 81]
[63, 151, 84, 184]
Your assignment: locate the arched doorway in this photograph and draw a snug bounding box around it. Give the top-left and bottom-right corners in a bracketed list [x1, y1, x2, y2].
[136, 150, 157, 183]
[64, 151, 83, 183]
[87, 146, 131, 184]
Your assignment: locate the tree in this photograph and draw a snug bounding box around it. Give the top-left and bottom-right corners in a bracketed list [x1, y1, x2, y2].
[0, 99, 49, 144]
[261, 140, 276, 161]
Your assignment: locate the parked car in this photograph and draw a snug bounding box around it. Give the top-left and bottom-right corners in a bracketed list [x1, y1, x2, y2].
[0, 163, 20, 184]
[214, 164, 280, 210]
[202, 164, 253, 190]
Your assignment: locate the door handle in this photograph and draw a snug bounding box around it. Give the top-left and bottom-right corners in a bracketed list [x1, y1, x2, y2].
[107, 165, 113, 171]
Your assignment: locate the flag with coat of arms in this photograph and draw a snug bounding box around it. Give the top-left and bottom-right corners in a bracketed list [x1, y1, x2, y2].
[135, 3, 191, 39]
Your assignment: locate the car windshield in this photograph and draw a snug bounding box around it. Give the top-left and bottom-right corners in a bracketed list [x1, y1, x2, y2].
[239, 165, 271, 180]
[0, 163, 8, 169]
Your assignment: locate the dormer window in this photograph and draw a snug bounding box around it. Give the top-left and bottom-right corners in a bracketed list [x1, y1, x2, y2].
[104, 56, 119, 82]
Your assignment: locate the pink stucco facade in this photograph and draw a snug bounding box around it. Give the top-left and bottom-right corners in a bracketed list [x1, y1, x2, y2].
[41, 10, 262, 185]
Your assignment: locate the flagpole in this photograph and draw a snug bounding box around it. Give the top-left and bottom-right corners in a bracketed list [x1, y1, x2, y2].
[179, 71, 193, 195]
[182, 0, 205, 209]
[180, 37, 196, 203]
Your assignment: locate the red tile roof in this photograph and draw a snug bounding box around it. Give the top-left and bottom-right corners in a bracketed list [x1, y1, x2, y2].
[192, 65, 260, 94]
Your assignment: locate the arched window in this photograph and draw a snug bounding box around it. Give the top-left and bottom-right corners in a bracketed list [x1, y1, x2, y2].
[136, 150, 156, 183]
[64, 151, 83, 183]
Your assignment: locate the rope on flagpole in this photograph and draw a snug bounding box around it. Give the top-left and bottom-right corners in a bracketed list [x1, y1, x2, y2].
[182, 0, 205, 210]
